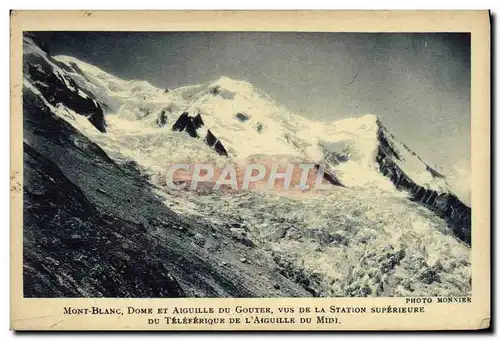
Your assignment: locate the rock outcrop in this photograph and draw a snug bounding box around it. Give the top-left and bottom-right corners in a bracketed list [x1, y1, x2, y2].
[205, 129, 229, 156]
[315, 164, 344, 187]
[213, 140, 229, 157]
[23, 36, 106, 133]
[23, 142, 186, 297]
[172, 112, 199, 137]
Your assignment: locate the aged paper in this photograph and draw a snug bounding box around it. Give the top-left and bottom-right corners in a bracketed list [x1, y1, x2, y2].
[10, 10, 490, 331]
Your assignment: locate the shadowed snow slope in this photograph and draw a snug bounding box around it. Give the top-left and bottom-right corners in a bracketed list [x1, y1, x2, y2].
[22, 34, 471, 297]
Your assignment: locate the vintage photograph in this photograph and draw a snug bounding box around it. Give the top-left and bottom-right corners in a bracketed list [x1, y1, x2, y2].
[21, 30, 473, 299]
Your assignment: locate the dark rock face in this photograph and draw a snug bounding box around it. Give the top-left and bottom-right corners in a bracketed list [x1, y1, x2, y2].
[205, 129, 218, 147]
[375, 120, 471, 244]
[23, 88, 312, 298]
[23, 85, 313, 298]
[172, 112, 199, 138]
[23, 38, 106, 133]
[173, 112, 229, 156]
[319, 144, 349, 166]
[214, 140, 229, 157]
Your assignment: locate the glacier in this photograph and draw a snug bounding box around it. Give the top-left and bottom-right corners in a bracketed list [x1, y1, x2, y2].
[22, 34, 471, 297]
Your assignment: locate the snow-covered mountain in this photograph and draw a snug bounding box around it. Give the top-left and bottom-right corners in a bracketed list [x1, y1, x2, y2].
[22, 34, 471, 298]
